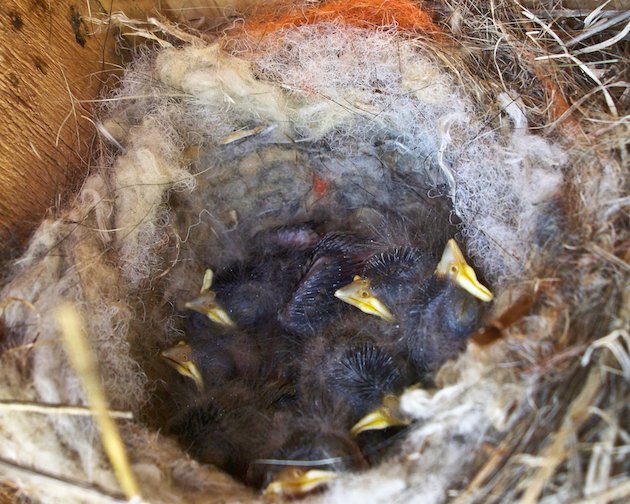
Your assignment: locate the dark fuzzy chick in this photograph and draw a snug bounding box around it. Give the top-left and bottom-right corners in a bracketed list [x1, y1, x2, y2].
[185, 224, 319, 330]
[334, 246, 437, 322]
[162, 312, 293, 392]
[402, 276, 485, 379]
[336, 239, 492, 377]
[166, 378, 297, 483]
[279, 231, 373, 339]
[296, 315, 412, 425]
[253, 397, 368, 498]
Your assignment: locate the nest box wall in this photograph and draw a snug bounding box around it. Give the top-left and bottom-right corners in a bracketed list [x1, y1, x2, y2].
[0, 0, 275, 254]
[0, 1, 137, 250]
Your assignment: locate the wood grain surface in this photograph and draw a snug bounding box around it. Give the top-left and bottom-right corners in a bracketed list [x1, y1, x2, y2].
[0, 1, 157, 254]
[0, 0, 271, 258]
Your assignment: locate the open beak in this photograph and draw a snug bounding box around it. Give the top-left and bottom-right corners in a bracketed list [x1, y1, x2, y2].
[263, 468, 338, 498]
[334, 276, 395, 322]
[436, 239, 493, 302]
[185, 292, 235, 327]
[351, 394, 410, 436]
[160, 341, 204, 391]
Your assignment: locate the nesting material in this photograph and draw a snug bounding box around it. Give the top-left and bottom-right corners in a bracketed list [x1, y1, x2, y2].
[238, 0, 444, 35]
[0, 2, 628, 503]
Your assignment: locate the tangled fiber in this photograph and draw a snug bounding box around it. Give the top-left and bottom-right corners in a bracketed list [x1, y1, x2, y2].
[0, 1, 628, 503]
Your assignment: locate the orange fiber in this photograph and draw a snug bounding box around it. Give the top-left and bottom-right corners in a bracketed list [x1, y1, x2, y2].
[533, 65, 583, 138]
[311, 173, 331, 198]
[240, 0, 443, 38]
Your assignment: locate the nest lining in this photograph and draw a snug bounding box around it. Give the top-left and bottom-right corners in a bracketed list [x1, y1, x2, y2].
[0, 4, 628, 503]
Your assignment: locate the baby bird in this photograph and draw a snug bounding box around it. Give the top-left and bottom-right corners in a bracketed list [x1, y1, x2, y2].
[260, 430, 366, 498]
[335, 239, 492, 322]
[402, 303, 483, 380]
[335, 239, 492, 382]
[160, 332, 266, 392]
[433, 239, 493, 303]
[255, 399, 368, 498]
[296, 317, 412, 426]
[161, 340, 206, 392]
[334, 246, 433, 322]
[166, 378, 297, 483]
[394, 239, 491, 377]
[185, 224, 319, 330]
[161, 311, 291, 392]
[350, 391, 412, 437]
[279, 231, 372, 339]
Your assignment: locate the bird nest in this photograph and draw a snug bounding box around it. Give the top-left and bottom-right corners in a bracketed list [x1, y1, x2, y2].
[0, 1, 628, 503]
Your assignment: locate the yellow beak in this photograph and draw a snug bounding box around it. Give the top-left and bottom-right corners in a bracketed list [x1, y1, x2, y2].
[435, 239, 493, 302]
[334, 276, 395, 322]
[263, 468, 338, 498]
[160, 341, 204, 391]
[184, 291, 235, 327]
[350, 394, 410, 436]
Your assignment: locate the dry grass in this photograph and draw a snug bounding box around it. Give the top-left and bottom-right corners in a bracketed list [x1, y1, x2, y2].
[436, 3, 629, 500]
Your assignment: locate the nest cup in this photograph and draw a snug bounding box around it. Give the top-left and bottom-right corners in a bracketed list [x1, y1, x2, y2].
[0, 1, 628, 502]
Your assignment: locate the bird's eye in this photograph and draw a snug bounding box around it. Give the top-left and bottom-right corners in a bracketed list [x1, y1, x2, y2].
[288, 468, 303, 479]
[450, 265, 458, 275]
[360, 290, 370, 298]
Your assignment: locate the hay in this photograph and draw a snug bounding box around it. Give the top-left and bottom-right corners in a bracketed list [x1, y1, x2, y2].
[0, 1, 628, 502]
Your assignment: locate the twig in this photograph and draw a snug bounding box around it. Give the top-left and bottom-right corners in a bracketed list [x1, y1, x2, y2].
[518, 366, 604, 504]
[0, 455, 126, 503]
[0, 400, 133, 419]
[0, 297, 41, 329]
[451, 438, 514, 504]
[573, 19, 630, 56]
[526, 10, 627, 19]
[573, 478, 630, 504]
[55, 304, 141, 501]
[581, 330, 630, 380]
[522, 6, 619, 117]
[585, 243, 630, 273]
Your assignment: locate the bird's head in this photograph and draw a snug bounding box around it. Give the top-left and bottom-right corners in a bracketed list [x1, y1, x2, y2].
[263, 467, 338, 499]
[185, 291, 235, 327]
[334, 247, 429, 322]
[185, 268, 236, 327]
[160, 341, 204, 391]
[435, 240, 493, 302]
[334, 275, 395, 322]
[262, 429, 366, 498]
[350, 393, 411, 436]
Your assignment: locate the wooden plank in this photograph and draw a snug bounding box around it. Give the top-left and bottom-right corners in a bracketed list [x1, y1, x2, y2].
[166, 0, 280, 21]
[1, 2, 107, 248]
[0, 1, 166, 253]
[0, 0, 270, 254]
